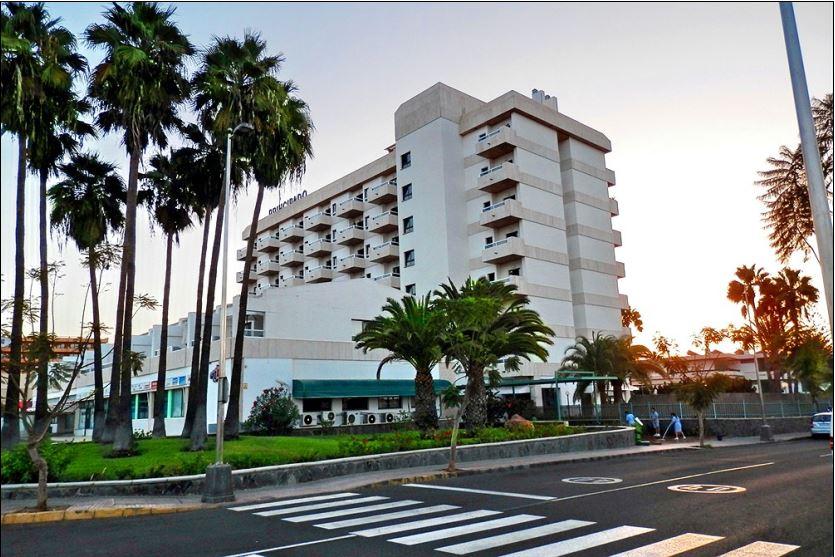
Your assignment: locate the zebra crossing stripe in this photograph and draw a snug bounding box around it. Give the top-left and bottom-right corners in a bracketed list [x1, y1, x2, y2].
[609, 533, 724, 556]
[283, 500, 422, 523]
[497, 525, 655, 557]
[437, 520, 594, 555]
[352, 510, 502, 538]
[718, 541, 801, 556]
[254, 496, 387, 517]
[389, 514, 545, 546]
[316, 505, 460, 530]
[229, 492, 358, 512]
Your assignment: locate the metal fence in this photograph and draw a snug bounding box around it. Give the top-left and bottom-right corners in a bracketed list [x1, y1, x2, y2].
[545, 400, 831, 423]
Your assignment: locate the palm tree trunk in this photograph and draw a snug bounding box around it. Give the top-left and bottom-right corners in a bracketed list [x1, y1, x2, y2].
[413, 368, 439, 432]
[698, 410, 705, 448]
[111, 151, 141, 454]
[153, 233, 174, 438]
[182, 207, 212, 438]
[89, 249, 106, 443]
[225, 183, 265, 439]
[612, 379, 623, 405]
[34, 169, 50, 434]
[100, 254, 126, 444]
[1, 135, 27, 449]
[447, 390, 470, 473]
[191, 194, 226, 451]
[27, 442, 49, 511]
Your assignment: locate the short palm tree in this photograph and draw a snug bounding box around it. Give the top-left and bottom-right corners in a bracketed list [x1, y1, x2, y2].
[675, 374, 730, 447]
[354, 294, 445, 432]
[611, 336, 665, 402]
[85, 2, 194, 453]
[49, 152, 126, 442]
[142, 150, 197, 438]
[561, 333, 619, 406]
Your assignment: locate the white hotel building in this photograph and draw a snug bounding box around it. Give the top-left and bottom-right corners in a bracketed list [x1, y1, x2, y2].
[52, 83, 627, 436]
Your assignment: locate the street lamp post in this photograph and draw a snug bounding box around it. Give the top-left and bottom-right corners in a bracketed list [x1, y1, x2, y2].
[202, 122, 253, 504]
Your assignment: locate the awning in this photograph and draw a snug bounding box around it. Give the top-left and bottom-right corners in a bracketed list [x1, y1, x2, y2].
[498, 374, 619, 387]
[292, 379, 452, 399]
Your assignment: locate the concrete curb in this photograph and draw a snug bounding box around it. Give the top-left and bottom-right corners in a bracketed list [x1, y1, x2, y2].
[1, 503, 209, 525]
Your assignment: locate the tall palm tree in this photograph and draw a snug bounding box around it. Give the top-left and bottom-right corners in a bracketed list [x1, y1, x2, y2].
[435, 278, 554, 430]
[560, 333, 619, 406]
[142, 150, 197, 438]
[354, 294, 444, 432]
[85, 2, 193, 453]
[771, 268, 819, 332]
[1, 2, 82, 446]
[226, 82, 313, 439]
[49, 153, 125, 442]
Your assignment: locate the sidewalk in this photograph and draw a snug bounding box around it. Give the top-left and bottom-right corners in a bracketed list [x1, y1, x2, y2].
[1, 432, 805, 524]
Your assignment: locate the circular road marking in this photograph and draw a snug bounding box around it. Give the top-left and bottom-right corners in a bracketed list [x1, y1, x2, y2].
[668, 484, 746, 494]
[561, 477, 623, 485]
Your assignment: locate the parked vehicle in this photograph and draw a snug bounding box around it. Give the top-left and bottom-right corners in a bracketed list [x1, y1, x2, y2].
[810, 412, 832, 439]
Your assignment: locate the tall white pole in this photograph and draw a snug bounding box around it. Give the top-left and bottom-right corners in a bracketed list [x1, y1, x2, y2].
[779, 2, 835, 337]
[215, 130, 233, 464]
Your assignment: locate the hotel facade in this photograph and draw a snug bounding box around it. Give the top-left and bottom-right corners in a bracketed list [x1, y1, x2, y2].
[47, 83, 627, 436]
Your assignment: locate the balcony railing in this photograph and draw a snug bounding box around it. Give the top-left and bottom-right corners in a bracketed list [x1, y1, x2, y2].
[278, 248, 304, 267]
[475, 125, 518, 159]
[367, 178, 398, 204]
[303, 211, 334, 231]
[368, 240, 399, 263]
[303, 239, 333, 257]
[336, 197, 366, 218]
[336, 224, 365, 245]
[255, 234, 281, 252]
[372, 272, 401, 289]
[278, 224, 304, 242]
[479, 198, 522, 228]
[477, 162, 520, 193]
[337, 254, 367, 273]
[242, 329, 264, 338]
[304, 265, 334, 283]
[368, 210, 399, 233]
[482, 236, 525, 264]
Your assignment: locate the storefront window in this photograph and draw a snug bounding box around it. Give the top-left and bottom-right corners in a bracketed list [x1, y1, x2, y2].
[166, 388, 185, 418]
[378, 396, 402, 409]
[302, 398, 332, 412]
[132, 393, 149, 419]
[343, 397, 369, 411]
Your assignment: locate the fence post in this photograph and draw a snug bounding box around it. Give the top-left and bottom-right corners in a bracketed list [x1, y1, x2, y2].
[712, 402, 718, 419]
[780, 401, 785, 418]
[797, 398, 801, 416]
[678, 401, 684, 418]
[742, 399, 747, 418]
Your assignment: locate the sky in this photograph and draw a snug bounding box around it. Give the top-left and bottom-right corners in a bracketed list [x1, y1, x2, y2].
[1, 2, 833, 353]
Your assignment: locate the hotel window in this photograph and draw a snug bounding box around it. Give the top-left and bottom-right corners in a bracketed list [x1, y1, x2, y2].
[483, 200, 491, 209]
[485, 236, 493, 246]
[487, 272, 495, 281]
[400, 152, 411, 169]
[302, 398, 332, 412]
[365, 272, 371, 279]
[132, 393, 149, 420]
[379, 396, 402, 409]
[343, 398, 369, 411]
[166, 388, 185, 418]
[506, 231, 519, 238]
[402, 183, 413, 201]
[393, 265, 400, 276]
[508, 268, 521, 276]
[404, 250, 415, 268]
[405, 283, 416, 295]
[403, 216, 414, 235]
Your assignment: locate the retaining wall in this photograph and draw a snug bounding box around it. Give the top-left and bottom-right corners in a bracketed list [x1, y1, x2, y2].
[675, 416, 812, 438]
[1, 427, 632, 500]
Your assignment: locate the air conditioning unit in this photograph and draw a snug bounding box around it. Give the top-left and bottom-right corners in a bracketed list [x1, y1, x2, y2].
[301, 413, 317, 427]
[364, 412, 377, 425]
[319, 411, 337, 425]
[343, 412, 362, 425]
[383, 412, 396, 423]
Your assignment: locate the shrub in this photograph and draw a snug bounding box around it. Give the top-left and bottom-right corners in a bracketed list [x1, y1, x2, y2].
[244, 384, 300, 435]
[1, 443, 72, 484]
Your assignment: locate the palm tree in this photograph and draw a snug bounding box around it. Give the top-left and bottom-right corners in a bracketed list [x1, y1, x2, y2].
[354, 294, 444, 432]
[226, 81, 313, 439]
[435, 278, 554, 431]
[771, 268, 819, 332]
[675, 374, 730, 447]
[85, 2, 193, 454]
[142, 150, 197, 438]
[611, 336, 664, 403]
[49, 153, 125, 442]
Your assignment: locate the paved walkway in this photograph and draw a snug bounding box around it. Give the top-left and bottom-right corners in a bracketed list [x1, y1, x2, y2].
[1, 433, 806, 519]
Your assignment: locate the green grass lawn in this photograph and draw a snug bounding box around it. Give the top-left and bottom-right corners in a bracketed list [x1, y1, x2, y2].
[3, 423, 584, 483]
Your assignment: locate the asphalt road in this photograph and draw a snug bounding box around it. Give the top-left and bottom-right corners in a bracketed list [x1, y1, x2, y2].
[3, 439, 832, 557]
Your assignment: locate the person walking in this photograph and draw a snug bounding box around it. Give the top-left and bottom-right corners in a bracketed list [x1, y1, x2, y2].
[650, 408, 660, 437]
[671, 412, 686, 441]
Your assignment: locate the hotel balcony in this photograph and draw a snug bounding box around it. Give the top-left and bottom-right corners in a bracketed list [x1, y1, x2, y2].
[609, 197, 619, 216]
[619, 293, 629, 309]
[236, 270, 256, 284]
[373, 272, 400, 289]
[280, 274, 304, 287]
[369, 241, 399, 263]
[336, 196, 366, 218]
[305, 265, 334, 284]
[494, 274, 527, 295]
[236, 247, 256, 261]
[478, 162, 521, 194]
[366, 179, 397, 205]
[616, 260, 626, 278]
[336, 225, 365, 246]
[613, 229, 622, 247]
[481, 236, 525, 264]
[253, 283, 277, 297]
[337, 254, 367, 273]
[278, 248, 304, 267]
[278, 224, 304, 243]
[303, 212, 334, 232]
[255, 234, 281, 252]
[475, 126, 519, 159]
[255, 260, 280, 276]
[479, 199, 523, 228]
[303, 239, 334, 257]
[367, 210, 399, 234]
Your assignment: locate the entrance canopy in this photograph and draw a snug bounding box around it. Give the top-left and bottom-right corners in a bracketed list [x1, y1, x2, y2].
[292, 379, 452, 399]
[498, 371, 619, 388]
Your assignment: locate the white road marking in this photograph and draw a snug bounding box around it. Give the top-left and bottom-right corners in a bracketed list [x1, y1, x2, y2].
[667, 484, 746, 494]
[316, 504, 460, 530]
[497, 525, 654, 557]
[402, 483, 556, 501]
[351, 509, 501, 537]
[718, 541, 801, 556]
[437, 519, 594, 555]
[229, 492, 358, 512]
[389, 514, 544, 545]
[562, 477, 622, 484]
[220, 534, 356, 557]
[283, 500, 421, 523]
[820, 453, 832, 457]
[254, 495, 387, 517]
[610, 533, 724, 556]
